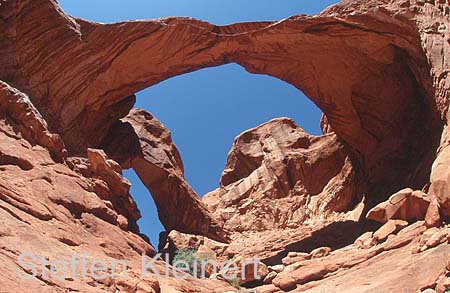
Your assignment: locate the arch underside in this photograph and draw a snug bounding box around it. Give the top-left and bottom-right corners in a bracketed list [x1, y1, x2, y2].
[0, 0, 442, 240]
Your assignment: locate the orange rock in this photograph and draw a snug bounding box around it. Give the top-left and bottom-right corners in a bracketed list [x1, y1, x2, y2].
[310, 247, 332, 259]
[104, 109, 228, 242]
[203, 118, 361, 234]
[366, 188, 430, 223]
[0, 0, 440, 198]
[425, 230, 447, 249]
[373, 220, 409, 242]
[282, 252, 311, 266]
[354, 232, 374, 249]
[240, 261, 269, 283]
[429, 146, 450, 217]
[263, 271, 278, 284]
[425, 199, 441, 228]
[268, 265, 285, 274]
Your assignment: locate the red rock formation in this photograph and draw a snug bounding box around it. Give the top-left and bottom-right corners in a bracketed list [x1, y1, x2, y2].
[366, 188, 431, 223]
[0, 81, 235, 292]
[203, 117, 362, 233]
[430, 144, 450, 216]
[268, 222, 450, 292]
[158, 118, 366, 271]
[0, 0, 441, 196]
[102, 109, 228, 242]
[413, 1, 450, 218]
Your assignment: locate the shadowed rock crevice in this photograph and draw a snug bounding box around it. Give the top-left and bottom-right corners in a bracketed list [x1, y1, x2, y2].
[0, 152, 34, 171]
[261, 220, 381, 266]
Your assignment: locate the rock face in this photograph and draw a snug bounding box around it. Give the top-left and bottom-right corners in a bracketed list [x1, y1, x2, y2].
[203, 117, 362, 233]
[430, 144, 450, 216]
[102, 109, 227, 242]
[366, 188, 430, 223]
[0, 0, 450, 292]
[0, 80, 235, 292]
[0, 0, 442, 197]
[160, 118, 365, 267]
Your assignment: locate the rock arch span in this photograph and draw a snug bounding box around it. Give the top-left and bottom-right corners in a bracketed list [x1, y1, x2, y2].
[0, 0, 443, 240]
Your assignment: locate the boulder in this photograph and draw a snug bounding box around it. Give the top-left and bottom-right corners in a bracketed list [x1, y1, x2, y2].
[429, 146, 450, 217]
[354, 232, 374, 249]
[263, 272, 278, 284]
[425, 198, 441, 228]
[311, 247, 332, 259]
[373, 220, 409, 242]
[366, 188, 430, 223]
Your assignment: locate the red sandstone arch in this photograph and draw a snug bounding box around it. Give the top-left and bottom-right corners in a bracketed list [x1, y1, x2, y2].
[0, 0, 442, 239]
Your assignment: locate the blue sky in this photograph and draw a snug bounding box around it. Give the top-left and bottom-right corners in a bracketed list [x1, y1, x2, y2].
[59, 1, 338, 247]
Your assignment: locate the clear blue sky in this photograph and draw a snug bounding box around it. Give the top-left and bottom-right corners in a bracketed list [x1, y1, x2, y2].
[59, 1, 338, 248]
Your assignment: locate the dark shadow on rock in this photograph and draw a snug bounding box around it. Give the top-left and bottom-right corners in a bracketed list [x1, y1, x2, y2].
[262, 220, 381, 266]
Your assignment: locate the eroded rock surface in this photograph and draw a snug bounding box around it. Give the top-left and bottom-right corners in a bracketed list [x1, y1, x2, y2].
[203, 117, 362, 234]
[366, 188, 431, 223]
[102, 109, 228, 242]
[0, 81, 235, 292]
[0, 0, 442, 196]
